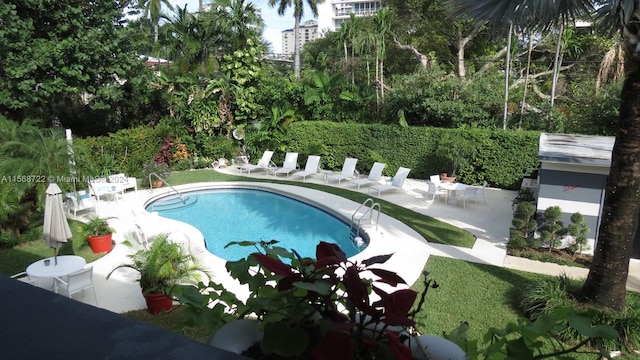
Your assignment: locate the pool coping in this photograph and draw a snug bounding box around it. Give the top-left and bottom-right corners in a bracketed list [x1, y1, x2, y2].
[94, 182, 432, 313]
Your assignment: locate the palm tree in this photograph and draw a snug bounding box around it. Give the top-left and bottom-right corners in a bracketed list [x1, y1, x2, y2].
[268, 0, 325, 77]
[374, 9, 393, 102]
[138, 0, 173, 42]
[212, 0, 264, 51]
[447, 0, 639, 311]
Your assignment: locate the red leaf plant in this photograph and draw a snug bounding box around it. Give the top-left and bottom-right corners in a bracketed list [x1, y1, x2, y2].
[211, 240, 440, 359]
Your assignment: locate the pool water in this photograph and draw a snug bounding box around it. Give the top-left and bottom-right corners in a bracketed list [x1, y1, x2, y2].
[148, 188, 366, 261]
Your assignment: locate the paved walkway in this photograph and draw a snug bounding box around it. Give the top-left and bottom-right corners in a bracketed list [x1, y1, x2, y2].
[66, 166, 640, 313]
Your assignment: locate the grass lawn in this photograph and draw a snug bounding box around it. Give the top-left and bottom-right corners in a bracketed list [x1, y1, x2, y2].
[412, 256, 547, 341]
[0, 220, 105, 275]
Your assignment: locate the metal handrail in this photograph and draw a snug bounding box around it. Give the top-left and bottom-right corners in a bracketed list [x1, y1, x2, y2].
[148, 172, 187, 204]
[350, 198, 381, 241]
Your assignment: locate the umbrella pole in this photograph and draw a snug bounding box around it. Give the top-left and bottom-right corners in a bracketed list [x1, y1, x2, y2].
[54, 248, 58, 266]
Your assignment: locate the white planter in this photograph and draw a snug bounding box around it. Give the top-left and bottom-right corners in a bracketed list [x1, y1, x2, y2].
[407, 335, 467, 360]
[208, 319, 263, 354]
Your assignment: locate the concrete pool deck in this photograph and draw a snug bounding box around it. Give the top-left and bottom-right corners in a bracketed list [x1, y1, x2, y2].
[67, 167, 640, 313]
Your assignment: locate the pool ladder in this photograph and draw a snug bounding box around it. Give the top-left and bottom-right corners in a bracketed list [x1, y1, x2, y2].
[148, 172, 188, 204]
[350, 198, 380, 245]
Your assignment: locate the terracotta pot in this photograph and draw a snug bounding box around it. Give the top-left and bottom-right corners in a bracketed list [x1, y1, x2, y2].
[151, 180, 163, 188]
[143, 293, 173, 315]
[87, 233, 113, 254]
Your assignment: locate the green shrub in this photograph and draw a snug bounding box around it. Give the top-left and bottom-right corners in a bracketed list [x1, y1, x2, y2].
[508, 202, 538, 251]
[281, 122, 539, 189]
[539, 206, 567, 252]
[519, 275, 640, 353]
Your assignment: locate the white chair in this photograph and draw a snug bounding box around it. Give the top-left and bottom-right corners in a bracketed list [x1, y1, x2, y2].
[65, 190, 97, 218]
[88, 178, 123, 203]
[327, 157, 358, 184]
[426, 180, 446, 202]
[54, 267, 99, 305]
[429, 174, 442, 188]
[272, 152, 299, 177]
[10, 272, 37, 286]
[291, 155, 322, 181]
[109, 173, 137, 193]
[349, 162, 386, 190]
[461, 187, 479, 209]
[240, 150, 275, 174]
[368, 167, 411, 196]
[477, 181, 487, 204]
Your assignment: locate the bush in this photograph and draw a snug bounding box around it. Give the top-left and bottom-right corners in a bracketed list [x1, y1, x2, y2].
[519, 275, 640, 353]
[281, 122, 539, 189]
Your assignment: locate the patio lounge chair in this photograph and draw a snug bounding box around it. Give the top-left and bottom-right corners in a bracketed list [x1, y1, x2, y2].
[327, 157, 358, 184]
[291, 155, 321, 181]
[272, 152, 299, 177]
[368, 167, 411, 196]
[349, 162, 386, 190]
[240, 150, 275, 174]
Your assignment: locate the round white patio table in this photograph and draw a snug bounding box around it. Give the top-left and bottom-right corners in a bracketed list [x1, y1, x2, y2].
[26, 255, 86, 291]
[437, 182, 468, 204]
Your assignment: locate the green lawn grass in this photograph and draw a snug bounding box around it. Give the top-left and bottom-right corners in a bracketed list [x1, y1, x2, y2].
[412, 256, 548, 341]
[0, 220, 105, 275]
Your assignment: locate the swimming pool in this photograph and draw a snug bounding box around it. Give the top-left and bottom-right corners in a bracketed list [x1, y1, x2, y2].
[147, 188, 367, 261]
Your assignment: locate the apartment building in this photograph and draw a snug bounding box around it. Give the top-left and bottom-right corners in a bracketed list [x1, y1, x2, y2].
[317, 0, 383, 32]
[281, 20, 319, 55]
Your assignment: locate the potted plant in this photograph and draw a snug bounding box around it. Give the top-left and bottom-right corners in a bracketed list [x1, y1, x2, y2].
[107, 234, 206, 314]
[173, 240, 441, 359]
[83, 215, 115, 253]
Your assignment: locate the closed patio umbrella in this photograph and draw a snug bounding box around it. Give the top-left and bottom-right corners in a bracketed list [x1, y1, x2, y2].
[44, 183, 72, 265]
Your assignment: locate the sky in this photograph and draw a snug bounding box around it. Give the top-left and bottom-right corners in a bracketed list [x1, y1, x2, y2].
[167, 0, 314, 53]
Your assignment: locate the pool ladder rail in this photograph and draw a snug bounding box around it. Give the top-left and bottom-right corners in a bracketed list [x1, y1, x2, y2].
[147, 173, 190, 209]
[350, 198, 380, 247]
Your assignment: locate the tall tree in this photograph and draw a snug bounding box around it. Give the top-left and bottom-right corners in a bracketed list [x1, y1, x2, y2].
[138, 0, 173, 42]
[268, 0, 325, 77]
[212, 0, 264, 51]
[0, 0, 147, 125]
[447, 0, 639, 311]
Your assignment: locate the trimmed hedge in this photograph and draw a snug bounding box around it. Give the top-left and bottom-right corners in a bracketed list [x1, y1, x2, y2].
[279, 122, 540, 189]
[75, 122, 540, 190]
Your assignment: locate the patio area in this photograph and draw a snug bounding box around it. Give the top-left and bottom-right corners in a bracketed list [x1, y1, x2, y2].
[57, 166, 640, 313]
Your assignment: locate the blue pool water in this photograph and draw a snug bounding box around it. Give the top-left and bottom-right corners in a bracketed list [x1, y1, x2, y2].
[147, 188, 366, 261]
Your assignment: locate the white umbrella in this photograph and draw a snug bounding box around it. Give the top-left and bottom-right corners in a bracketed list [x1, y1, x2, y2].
[44, 183, 72, 265]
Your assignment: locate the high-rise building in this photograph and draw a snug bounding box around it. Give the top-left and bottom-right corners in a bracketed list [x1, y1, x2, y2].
[317, 0, 383, 32]
[281, 20, 319, 55]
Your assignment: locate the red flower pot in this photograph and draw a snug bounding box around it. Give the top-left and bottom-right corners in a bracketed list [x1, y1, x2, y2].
[87, 233, 113, 254]
[143, 293, 173, 315]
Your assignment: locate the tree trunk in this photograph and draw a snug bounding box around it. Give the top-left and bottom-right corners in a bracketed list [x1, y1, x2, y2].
[550, 24, 563, 107]
[502, 22, 513, 130]
[581, 62, 640, 311]
[293, 14, 301, 77]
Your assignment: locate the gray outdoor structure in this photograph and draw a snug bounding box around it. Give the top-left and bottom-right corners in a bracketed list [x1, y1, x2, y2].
[0, 276, 249, 359]
[536, 133, 640, 259]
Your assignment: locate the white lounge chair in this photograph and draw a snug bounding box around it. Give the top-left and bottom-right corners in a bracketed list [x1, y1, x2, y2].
[349, 162, 386, 190]
[240, 150, 275, 174]
[368, 167, 411, 196]
[327, 157, 358, 184]
[291, 155, 321, 181]
[272, 152, 299, 177]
